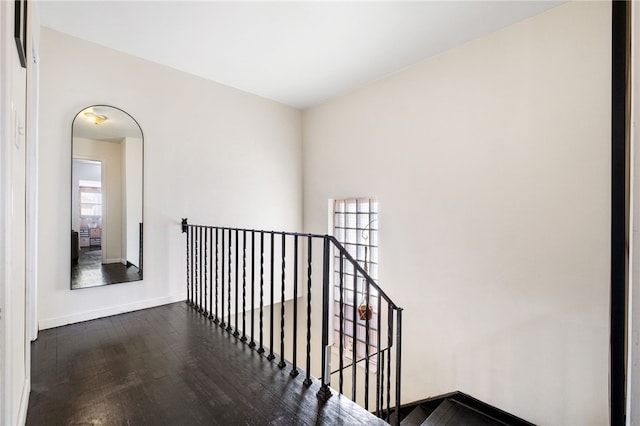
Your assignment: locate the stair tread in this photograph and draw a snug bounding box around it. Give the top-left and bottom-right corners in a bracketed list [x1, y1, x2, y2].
[422, 399, 505, 426]
[400, 405, 430, 426]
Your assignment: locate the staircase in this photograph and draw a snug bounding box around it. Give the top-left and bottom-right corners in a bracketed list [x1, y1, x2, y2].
[181, 219, 403, 424]
[397, 392, 535, 426]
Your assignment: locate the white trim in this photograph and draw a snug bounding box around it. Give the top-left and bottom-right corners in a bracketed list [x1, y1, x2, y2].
[26, 1, 40, 343]
[100, 158, 108, 264]
[0, 2, 10, 422]
[15, 377, 29, 426]
[38, 293, 185, 330]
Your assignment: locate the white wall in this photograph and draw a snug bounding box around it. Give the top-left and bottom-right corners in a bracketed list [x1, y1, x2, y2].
[302, 2, 610, 425]
[37, 28, 302, 328]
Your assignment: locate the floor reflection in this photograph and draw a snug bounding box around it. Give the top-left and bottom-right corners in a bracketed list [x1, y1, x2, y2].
[72, 247, 141, 289]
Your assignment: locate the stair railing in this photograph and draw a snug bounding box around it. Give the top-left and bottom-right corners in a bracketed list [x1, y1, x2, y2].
[181, 219, 402, 424]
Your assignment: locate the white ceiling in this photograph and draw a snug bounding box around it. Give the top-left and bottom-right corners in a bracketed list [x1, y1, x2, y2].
[38, 1, 563, 110]
[73, 105, 143, 140]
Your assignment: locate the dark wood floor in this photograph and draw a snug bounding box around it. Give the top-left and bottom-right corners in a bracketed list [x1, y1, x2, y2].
[27, 302, 386, 425]
[72, 248, 141, 289]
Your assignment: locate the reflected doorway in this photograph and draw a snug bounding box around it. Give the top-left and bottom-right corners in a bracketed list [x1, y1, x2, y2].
[71, 159, 140, 289]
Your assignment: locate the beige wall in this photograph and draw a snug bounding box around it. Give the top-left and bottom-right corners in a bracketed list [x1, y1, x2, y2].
[302, 2, 610, 424]
[37, 28, 302, 328]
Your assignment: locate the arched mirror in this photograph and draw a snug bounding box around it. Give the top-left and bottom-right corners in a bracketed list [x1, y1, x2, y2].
[71, 105, 143, 290]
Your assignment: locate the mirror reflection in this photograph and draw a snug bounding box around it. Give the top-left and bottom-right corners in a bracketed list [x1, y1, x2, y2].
[71, 105, 143, 289]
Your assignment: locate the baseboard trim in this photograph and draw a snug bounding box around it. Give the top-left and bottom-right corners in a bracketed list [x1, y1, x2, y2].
[38, 294, 185, 330]
[16, 377, 30, 426]
[103, 258, 123, 264]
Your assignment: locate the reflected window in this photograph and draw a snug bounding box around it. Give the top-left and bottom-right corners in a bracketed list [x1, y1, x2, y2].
[79, 181, 102, 218]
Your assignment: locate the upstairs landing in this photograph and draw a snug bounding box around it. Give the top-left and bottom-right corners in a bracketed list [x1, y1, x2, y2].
[27, 302, 385, 425]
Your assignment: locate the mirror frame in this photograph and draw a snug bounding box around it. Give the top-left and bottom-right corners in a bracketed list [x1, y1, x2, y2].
[70, 104, 144, 290]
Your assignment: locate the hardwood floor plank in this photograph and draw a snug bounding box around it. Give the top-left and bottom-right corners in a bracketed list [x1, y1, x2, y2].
[27, 302, 386, 425]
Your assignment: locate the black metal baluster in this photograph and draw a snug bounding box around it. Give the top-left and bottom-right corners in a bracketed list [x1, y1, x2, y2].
[290, 235, 299, 377]
[364, 280, 370, 410]
[199, 226, 204, 313]
[375, 293, 382, 416]
[203, 227, 208, 316]
[386, 305, 393, 420]
[194, 227, 199, 311]
[267, 232, 275, 361]
[303, 236, 313, 387]
[339, 252, 344, 394]
[191, 226, 195, 306]
[194, 227, 198, 311]
[317, 237, 331, 401]
[249, 231, 256, 349]
[186, 224, 191, 305]
[221, 229, 226, 328]
[227, 229, 233, 332]
[395, 309, 403, 426]
[233, 229, 239, 337]
[278, 234, 286, 369]
[214, 228, 219, 324]
[379, 350, 385, 419]
[257, 231, 265, 355]
[352, 270, 358, 402]
[241, 230, 247, 342]
[209, 228, 214, 320]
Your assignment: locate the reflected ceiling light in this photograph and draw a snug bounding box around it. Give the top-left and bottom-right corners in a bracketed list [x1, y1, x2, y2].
[84, 111, 108, 124]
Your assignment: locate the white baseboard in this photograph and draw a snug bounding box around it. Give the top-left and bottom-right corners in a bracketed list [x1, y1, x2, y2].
[38, 294, 185, 330]
[16, 377, 30, 426]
